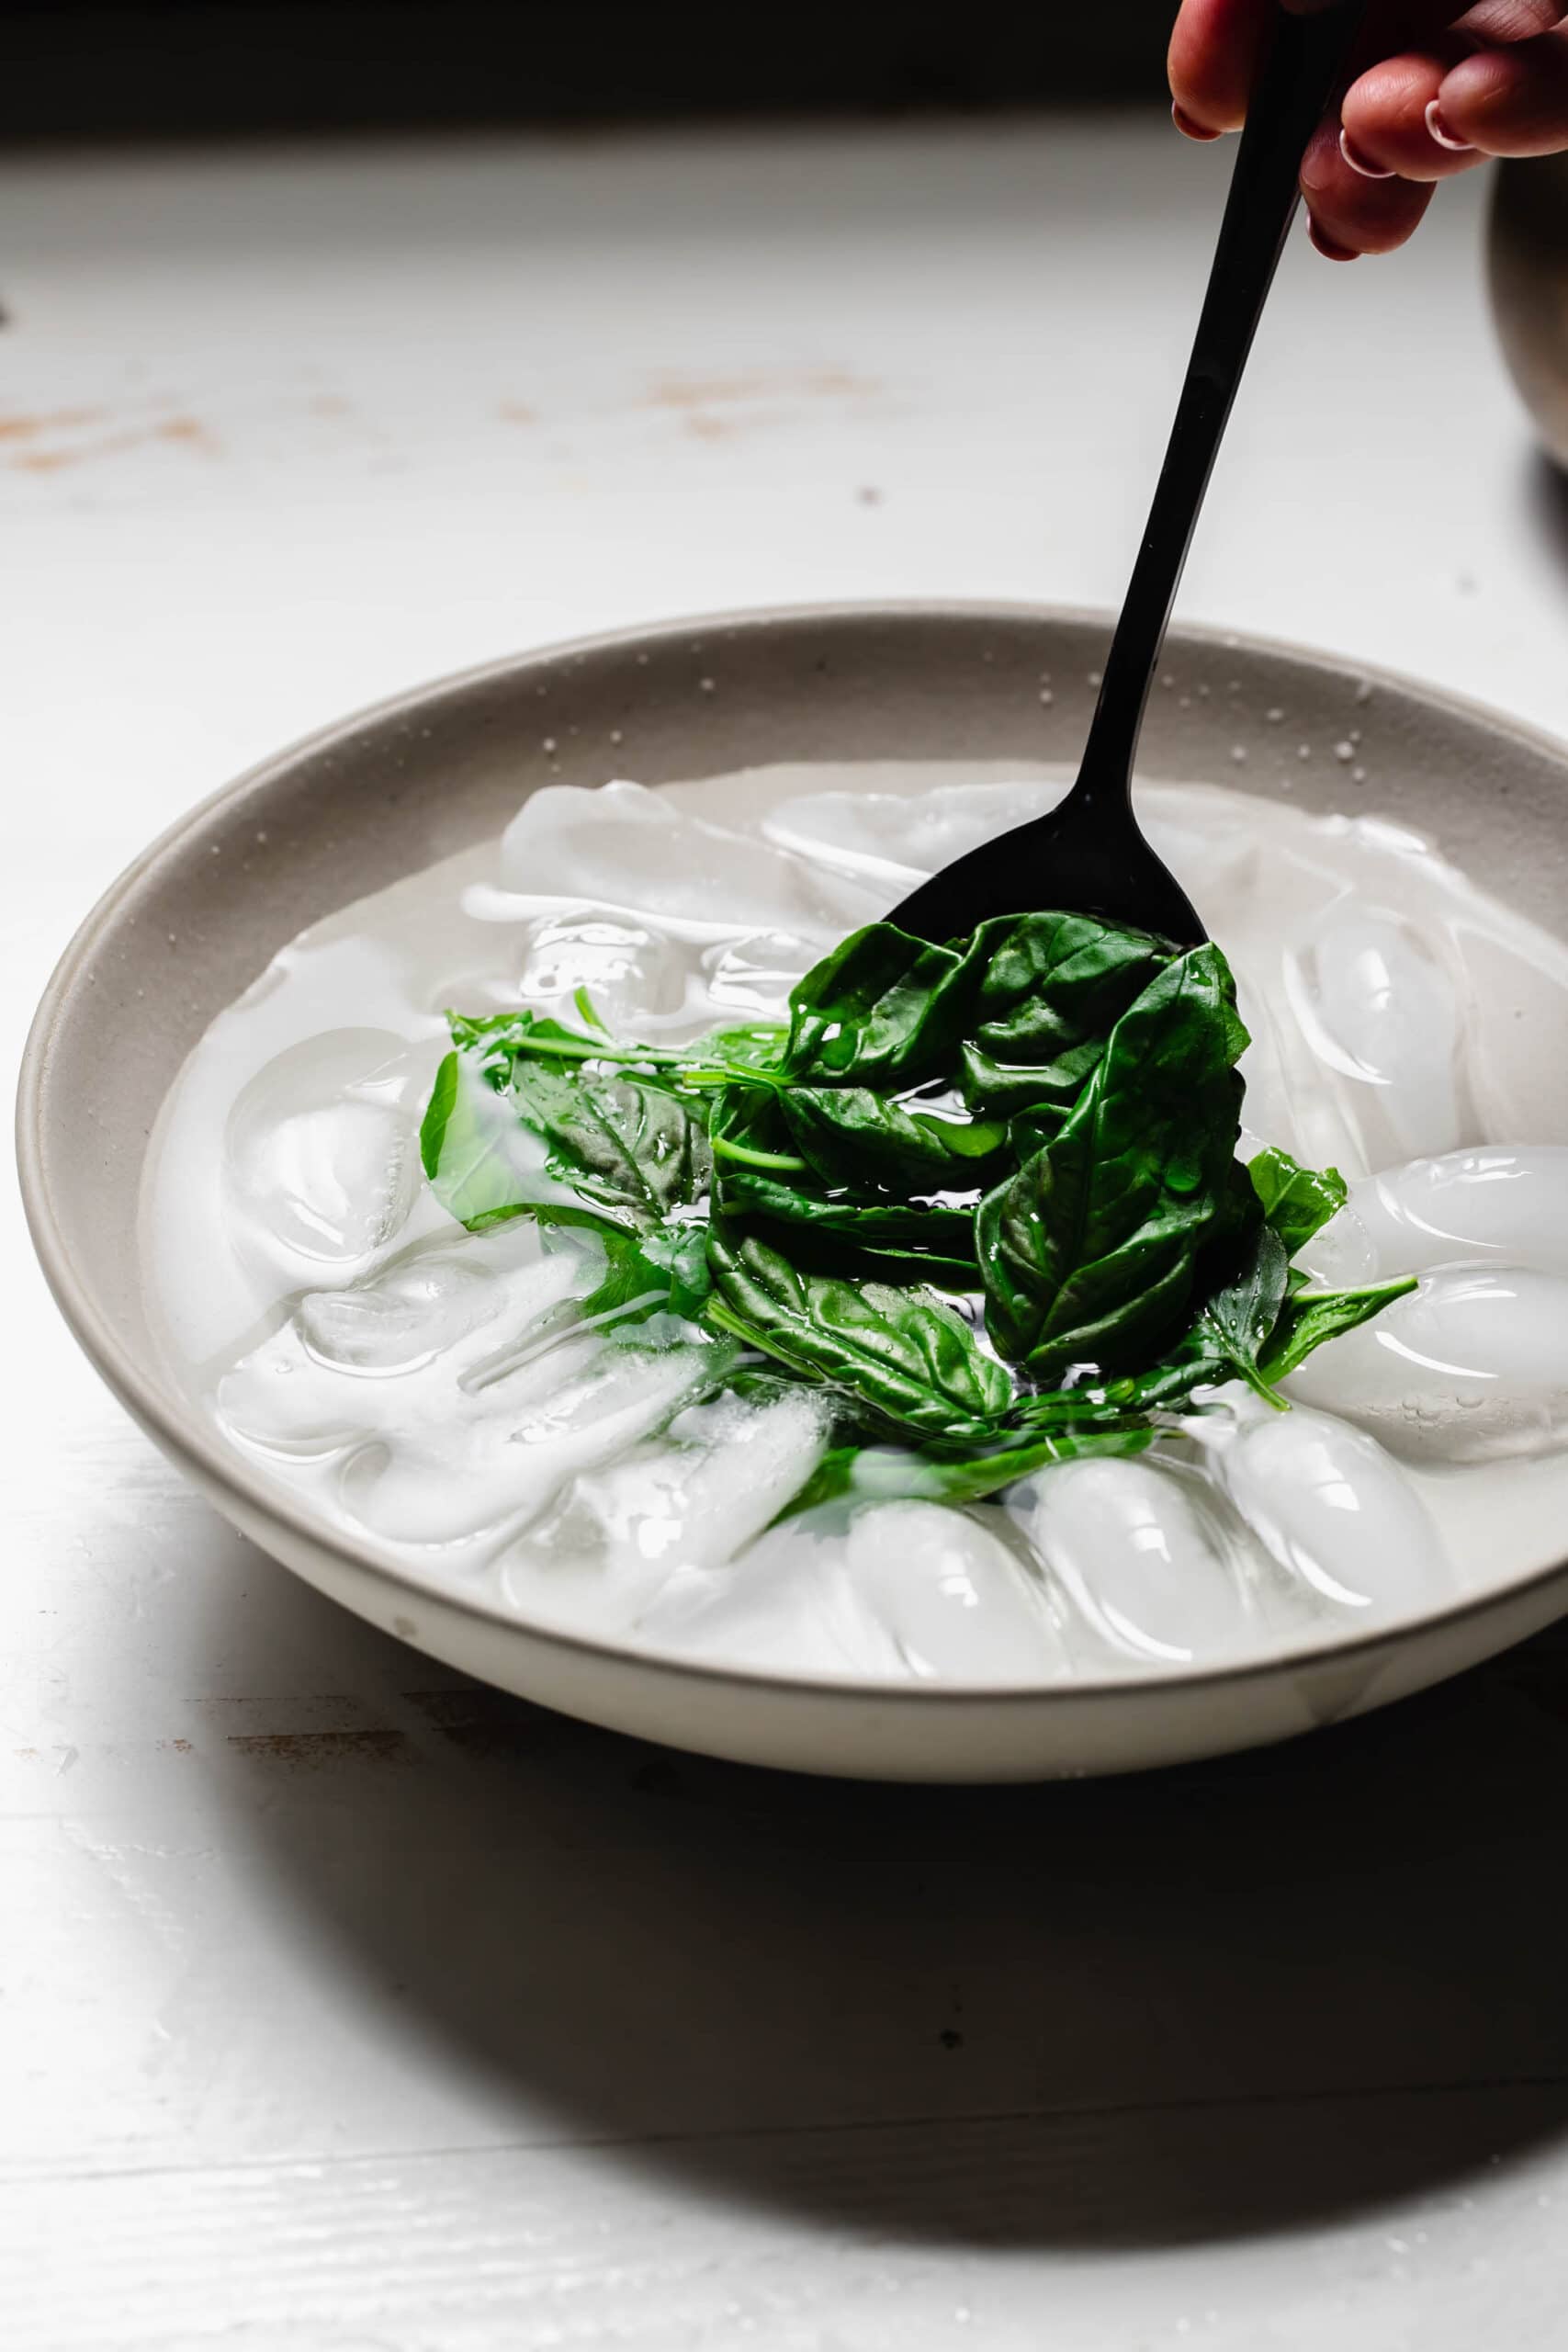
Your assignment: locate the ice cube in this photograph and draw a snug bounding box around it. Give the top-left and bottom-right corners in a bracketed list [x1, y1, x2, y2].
[1318, 1147, 1568, 1283]
[1021, 1455, 1258, 1668]
[638, 1513, 908, 1680]
[1284, 907, 1475, 1164]
[1195, 1394, 1451, 1620]
[761, 780, 1064, 889]
[344, 1335, 716, 1545]
[1296, 1206, 1382, 1287]
[1143, 803, 1258, 899]
[498, 781, 882, 942]
[517, 910, 688, 1027]
[700, 930, 818, 1018]
[295, 1220, 548, 1374]
[1232, 966, 1305, 1164]
[225, 1027, 423, 1267]
[219, 1235, 588, 1456]
[500, 1387, 829, 1635]
[842, 1499, 1070, 1680]
[1283, 1263, 1568, 1463]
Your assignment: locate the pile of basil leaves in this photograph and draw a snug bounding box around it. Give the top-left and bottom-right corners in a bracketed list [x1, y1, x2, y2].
[419, 911, 1412, 1517]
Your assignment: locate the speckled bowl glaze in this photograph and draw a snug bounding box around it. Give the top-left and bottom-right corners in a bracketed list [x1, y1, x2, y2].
[18, 603, 1568, 1780]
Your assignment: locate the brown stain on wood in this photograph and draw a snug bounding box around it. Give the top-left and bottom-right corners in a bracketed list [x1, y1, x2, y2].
[403, 1685, 549, 1762]
[0, 406, 107, 441]
[644, 367, 886, 447]
[6, 408, 220, 472]
[153, 414, 220, 455]
[227, 1727, 408, 1768]
[647, 367, 882, 411]
[682, 412, 734, 442]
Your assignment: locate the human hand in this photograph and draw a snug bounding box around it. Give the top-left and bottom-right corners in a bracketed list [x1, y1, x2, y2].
[1169, 1, 1568, 256]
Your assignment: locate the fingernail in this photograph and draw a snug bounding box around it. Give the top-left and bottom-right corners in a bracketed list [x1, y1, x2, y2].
[1308, 217, 1359, 262]
[1425, 100, 1475, 153]
[1172, 101, 1222, 142]
[1339, 128, 1394, 179]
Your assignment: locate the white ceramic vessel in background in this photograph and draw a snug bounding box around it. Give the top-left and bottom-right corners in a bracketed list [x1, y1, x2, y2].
[17, 602, 1568, 1781]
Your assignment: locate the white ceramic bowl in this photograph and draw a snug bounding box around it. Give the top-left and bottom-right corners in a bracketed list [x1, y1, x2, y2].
[19, 602, 1568, 1780]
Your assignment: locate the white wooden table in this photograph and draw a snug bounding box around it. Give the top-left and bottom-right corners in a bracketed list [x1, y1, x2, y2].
[6, 114, 1568, 2350]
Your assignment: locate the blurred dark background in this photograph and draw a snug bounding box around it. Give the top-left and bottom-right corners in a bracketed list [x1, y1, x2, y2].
[1, 1, 1171, 142]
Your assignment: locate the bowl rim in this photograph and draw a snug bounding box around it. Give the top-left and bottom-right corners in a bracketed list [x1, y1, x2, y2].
[19, 594, 1568, 1711]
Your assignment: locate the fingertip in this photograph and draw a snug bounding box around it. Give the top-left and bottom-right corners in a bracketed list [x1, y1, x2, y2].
[1298, 119, 1344, 195]
[1425, 98, 1477, 153]
[1437, 40, 1568, 156]
[1339, 52, 1476, 181]
[1168, 0, 1267, 134]
[1307, 215, 1361, 261]
[1172, 100, 1224, 142]
[1338, 127, 1396, 179]
[1299, 149, 1437, 258]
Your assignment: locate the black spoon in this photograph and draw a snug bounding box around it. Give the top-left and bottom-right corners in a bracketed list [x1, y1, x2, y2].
[891, 0, 1370, 948]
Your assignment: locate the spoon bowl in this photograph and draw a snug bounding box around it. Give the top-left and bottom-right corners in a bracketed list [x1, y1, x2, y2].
[891, 786, 1204, 944]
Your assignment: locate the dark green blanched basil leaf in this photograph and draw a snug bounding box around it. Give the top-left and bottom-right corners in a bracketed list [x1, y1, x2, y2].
[705, 1226, 1011, 1443]
[717, 1165, 980, 1270]
[958, 1041, 1104, 1121]
[709, 1087, 982, 1284]
[781, 923, 976, 1087]
[1194, 1222, 1292, 1399]
[781, 911, 1171, 1105]
[956, 914, 1169, 1115]
[1247, 1145, 1349, 1258]
[977, 944, 1248, 1380]
[778, 1086, 1006, 1190]
[970, 910, 1171, 1046]
[1258, 1274, 1418, 1384]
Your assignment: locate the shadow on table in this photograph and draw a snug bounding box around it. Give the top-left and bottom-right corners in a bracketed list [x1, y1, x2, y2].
[1522, 446, 1568, 583]
[221, 1544, 1568, 2250]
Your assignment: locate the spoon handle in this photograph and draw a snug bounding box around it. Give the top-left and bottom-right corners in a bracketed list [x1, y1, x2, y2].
[1076, 0, 1370, 812]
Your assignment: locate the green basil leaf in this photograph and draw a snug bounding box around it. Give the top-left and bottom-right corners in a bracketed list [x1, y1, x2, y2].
[782, 923, 976, 1086]
[705, 1225, 1011, 1443]
[718, 1166, 978, 1261]
[504, 1060, 712, 1225]
[578, 1219, 713, 1325]
[1247, 1145, 1348, 1257]
[778, 1086, 1006, 1190]
[957, 1041, 1101, 1121]
[970, 910, 1171, 1050]
[449, 1005, 682, 1077]
[707, 1087, 983, 1277]
[953, 912, 1170, 1113]
[1258, 1274, 1419, 1384]
[977, 944, 1248, 1380]
[775, 1420, 1156, 1521]
[419, 1049, 548, 1231]
[1198, 1222, 1291, 1396]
